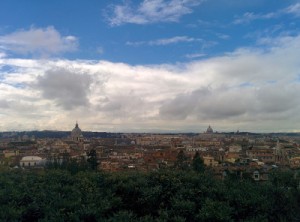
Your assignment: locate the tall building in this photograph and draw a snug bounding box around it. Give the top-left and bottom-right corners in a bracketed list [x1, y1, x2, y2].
[71, 122, 83, 142]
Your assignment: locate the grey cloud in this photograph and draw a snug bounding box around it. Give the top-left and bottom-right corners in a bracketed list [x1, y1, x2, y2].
[37, 68, 92, 110]
[255, 84, 299, 113]
[159, 88, 210, 120]
[98, 93, 148, 118]
[199, 91, 249, 119]
[0, 100, 10, 108]
[159, 83, 300, 122]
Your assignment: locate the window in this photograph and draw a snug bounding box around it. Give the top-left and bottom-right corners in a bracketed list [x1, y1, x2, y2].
[253, 172, 259, 180]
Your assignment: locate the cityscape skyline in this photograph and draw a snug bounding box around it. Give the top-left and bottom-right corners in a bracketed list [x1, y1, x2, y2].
[0, 1, 300, 132]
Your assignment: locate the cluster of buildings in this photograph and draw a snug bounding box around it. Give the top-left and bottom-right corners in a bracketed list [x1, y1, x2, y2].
[1, 124, 300, 181]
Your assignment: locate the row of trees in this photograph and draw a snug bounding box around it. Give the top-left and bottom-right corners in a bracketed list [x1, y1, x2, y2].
[46, 149, 98, 174]
[0, 163, 299, 221]
[174, 150, 205, 172]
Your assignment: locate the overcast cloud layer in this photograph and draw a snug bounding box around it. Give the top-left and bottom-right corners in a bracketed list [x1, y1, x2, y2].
[1, 33, 300, 132]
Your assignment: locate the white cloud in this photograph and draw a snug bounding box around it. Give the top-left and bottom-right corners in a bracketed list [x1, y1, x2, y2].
[1, 34, 300, 132]
[233, 12, 277, 24]
[185, 53, 206, 59]
[150, 36, 201, 45]
[234, 3, 300, 25]
[127, 36, 202, 46]
[96, 46, 104, 54]
[0, 26, 78, 56]
[106, 0, 203, 26]
[0, 51, 6, 58]
[216, 33, 230, 40]
[126, 41, 146, 47]
[284, 3, 300, 17]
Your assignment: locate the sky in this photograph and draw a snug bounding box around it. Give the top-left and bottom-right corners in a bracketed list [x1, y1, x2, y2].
[0, 0, 300, 133]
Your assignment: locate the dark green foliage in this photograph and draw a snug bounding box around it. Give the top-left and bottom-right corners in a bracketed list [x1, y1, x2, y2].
[192, 151, 205, 172]
[196, 199, 233, 222]
[174, 150, 189, 170]
[269, 169, 298, 189]
[87, 149, 98, 171]
[0, 168, 299, 221]
[46, 154, 91, 174]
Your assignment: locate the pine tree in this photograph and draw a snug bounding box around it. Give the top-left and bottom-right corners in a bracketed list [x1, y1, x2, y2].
[174, 150, 189, 170]
[192, 151, 205, 172]
[87, 149, 98, 171]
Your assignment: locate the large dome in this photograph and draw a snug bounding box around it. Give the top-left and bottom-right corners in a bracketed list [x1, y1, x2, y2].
[206, 125, 213, 134]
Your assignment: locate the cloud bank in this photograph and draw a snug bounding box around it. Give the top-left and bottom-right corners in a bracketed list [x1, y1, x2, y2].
[1, 34, 300, 132]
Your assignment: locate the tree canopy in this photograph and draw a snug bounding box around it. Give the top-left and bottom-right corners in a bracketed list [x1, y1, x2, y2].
[0, 167, 299, 221]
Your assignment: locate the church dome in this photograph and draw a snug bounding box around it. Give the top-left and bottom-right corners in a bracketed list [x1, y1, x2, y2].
[206, 125, 213, 134]
[71, 122, 83, 141]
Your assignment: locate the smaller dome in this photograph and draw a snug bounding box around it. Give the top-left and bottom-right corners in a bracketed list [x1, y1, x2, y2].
[72, 124, 82, 134]
[71, 122, 83, 141]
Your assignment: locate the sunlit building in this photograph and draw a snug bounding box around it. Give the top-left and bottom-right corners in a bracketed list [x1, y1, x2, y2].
[20, 156, 44, 167]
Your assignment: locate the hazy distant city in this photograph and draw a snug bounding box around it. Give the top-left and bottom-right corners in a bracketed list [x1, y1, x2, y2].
[1, 122, 299, 181]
